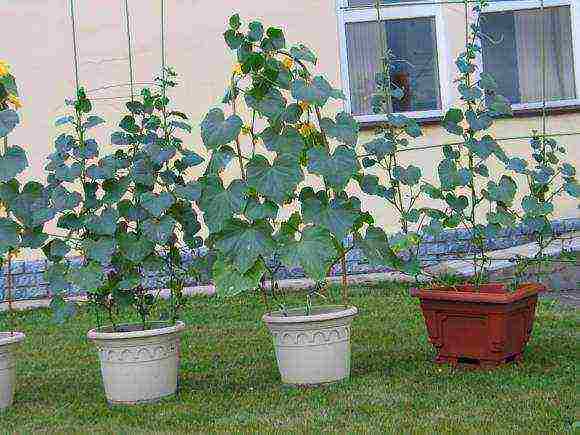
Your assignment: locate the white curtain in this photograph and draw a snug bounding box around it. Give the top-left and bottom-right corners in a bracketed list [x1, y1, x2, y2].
[515, 7, 575, 103]
[345, 22, 381, 115]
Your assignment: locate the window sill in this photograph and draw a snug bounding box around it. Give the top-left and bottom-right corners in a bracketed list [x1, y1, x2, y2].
[355, 110, 443, 130]
[509, 100, 580, 118]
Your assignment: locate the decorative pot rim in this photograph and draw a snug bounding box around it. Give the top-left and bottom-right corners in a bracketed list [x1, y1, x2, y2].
[410, 282, 545, 304]
[262, 305, 358, 324]
[0, 331, 25, 346]
[87, 320, 185, 341]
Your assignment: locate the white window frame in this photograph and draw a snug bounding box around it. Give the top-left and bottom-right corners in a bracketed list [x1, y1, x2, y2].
[336, 0, 450, 123]
[477, 0, 580, 111]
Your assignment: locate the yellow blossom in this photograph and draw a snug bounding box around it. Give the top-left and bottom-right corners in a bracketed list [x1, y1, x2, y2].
[298, 101, 310, 112]
[282, 57, 294, 70]
[7, 94, 22, 109]
[299, 122, 315, 136]
[232, 63, 243, 76]
[0, 60, 9, 77]
[241, 125, 252, 136]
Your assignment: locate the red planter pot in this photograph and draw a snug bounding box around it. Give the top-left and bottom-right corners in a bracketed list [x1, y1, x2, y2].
[410, 283, 545, 369]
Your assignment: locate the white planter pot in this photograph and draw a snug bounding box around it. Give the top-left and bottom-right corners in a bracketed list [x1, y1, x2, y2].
[263, 305, 358, 386]
[0, 332, 25, 410]
[87, 321, 185, 405]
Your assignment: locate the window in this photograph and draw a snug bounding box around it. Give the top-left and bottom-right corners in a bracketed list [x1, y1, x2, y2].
[337, 1, 448, 121]
[480, 2, 580, 109]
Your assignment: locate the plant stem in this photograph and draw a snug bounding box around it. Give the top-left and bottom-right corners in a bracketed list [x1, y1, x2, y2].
[340, 247, 349, 307]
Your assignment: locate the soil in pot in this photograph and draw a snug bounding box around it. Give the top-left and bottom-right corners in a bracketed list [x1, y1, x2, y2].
[0, 332, 25, 410]
[87, 321, 185, 405]
[262, 305, 358, 386]
[411, 283, 544, 369]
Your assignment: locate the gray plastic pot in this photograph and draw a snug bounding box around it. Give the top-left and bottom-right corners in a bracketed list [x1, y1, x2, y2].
[262, 305, 358, 385]
[0, 331, 25, 410]
[87, 321, 185, 405]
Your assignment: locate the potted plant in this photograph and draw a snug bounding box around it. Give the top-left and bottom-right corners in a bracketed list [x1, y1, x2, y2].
[198, 15, 367, 385]
[360, 0, 579, 368]
[45, 69, 205, 403]
[0, 61, 52, 409]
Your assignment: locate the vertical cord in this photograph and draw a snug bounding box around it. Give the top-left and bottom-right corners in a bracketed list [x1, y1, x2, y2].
[161, 0, 166, 96]
[375, 0, 392, 114]
[69, 0, 81, 93]
[540, 0, 547, 142]
[123, 0, 135, 101]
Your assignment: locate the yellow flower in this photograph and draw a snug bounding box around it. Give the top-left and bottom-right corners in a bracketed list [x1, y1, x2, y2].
[241, 125, 252, 136]
[282, 57, 294, 70]
[0, 60, 10, 77]
[298, 101, 310, 112]
[299, 122, 315, 136]
[232, 63, 243, 76]
[7, 94, 22, 109]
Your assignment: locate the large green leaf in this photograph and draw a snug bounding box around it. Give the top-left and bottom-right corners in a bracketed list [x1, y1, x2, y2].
[279, 226, 336, 281]
[392, 165, 421, 186]
[247, 154, 303, 203]
[0, 218, 19, 252]
[307, 146, 358, 190]
[140, 192, 175, 218]
[245, 88, 286, 121]
[174, 182, 202, 202]
[363, 137, 395, 160]
[83, 237, 116, 265]
[0, 145, 27, 182]
[199, 177, 247, 233]
[0, 109, 19, 138]
[301, 192, 358, 240]
[291, 76, 338, 106]
[86, 208, 118, 236]
[260, 126, 305, 157]
[289, 44, 317, 64]
[355, 226, 396, 267]
[564, 180, 580, 198]
[486, 175, 517, 205]
[142, 216, 176, 244]
[212, 256, 265, 298]
[245, 198, 278, 221]
[118, 232, 154, 263]
[200, 108, 243, 149]
[213, 219, 276, 274]
[320, 112, 358, 146]
[67, 262, 106, 293]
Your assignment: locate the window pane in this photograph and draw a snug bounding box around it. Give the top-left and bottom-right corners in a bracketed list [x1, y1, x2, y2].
[481, 6, 576, 104]
[345, 17, 441, 116]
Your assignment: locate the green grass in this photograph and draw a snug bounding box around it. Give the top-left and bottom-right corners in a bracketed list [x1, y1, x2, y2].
[0, 283, 578, 434]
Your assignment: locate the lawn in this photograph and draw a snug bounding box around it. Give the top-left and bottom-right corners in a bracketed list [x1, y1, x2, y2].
[0, 283, 578, 434]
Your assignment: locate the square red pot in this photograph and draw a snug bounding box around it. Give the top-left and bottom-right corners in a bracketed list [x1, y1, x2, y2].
[410, 283, 544, 369]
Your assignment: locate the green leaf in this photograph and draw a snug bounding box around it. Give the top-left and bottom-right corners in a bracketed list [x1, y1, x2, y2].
[260, 126, 305, 157]
[229, 14, 241, 30]
[363, 137, 395, 160]
[459, 84, 482, 102]
[307, 146, 358, 190]
[118, 232, 154, 263]
[140, 192, 175, 218]
[142, 216, 176, 244]
[508, 157, 528, 174]
[174, 182, 202, 202]
[245, 88, 286, 121]
[131, 158, 155, 186]
[489, 94, 512, 116]
[224, 29, 243, 50]
[180, 149, 204, 167]
[466, 135, 497, 160]
[279, 226, 336, 281]
[67, 262, 106, 293]
[393, 165, 421, 186]
[86, 208, 118, 236]
[356, 226, 395, 267]
[247, 154, 303, 203]
[245, 198, 278, 221]
[0, 218, 19, 251]
[522, 196, 554, 216]
[564, 180, 580, 198]
[478, 73, 498, 91]
[486, 175, 517, 205]
[84, 237, 116, 265]
[199, 177, 247, 233]
[83, 115, 105, 130]
[119, 115, 140, 133]
[200, 108, 243, 149]
[248, 21, 264, 42]
[0, 145, 27, 182]
[213, 256, 265, 298]
[291, 76, 337, 106]
[264, 27, 285, 50]
[289, 44, 317, 64]
[301, 192, 358, 240]
[0, 109, 19, 138]
[320, 112, 358, 146]
[50, 295, 77, 324]
[213, 219, 276, 274]
[205, 145, 235, 175]
[169, 120, 192, 133]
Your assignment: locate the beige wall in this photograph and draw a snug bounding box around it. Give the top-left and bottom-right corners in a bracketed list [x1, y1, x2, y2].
[3, 0, 579, 238]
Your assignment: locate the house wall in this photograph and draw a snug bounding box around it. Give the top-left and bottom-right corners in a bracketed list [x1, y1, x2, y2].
[2, 0, 579, 249]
